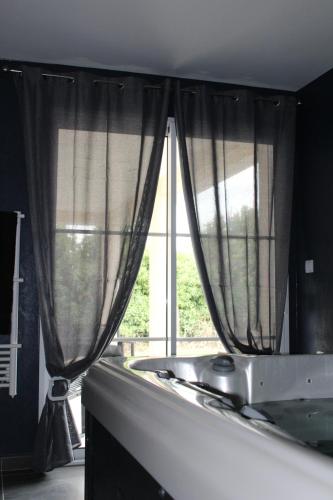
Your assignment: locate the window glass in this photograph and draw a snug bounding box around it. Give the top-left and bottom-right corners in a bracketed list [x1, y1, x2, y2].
[117, 123, 223, 357]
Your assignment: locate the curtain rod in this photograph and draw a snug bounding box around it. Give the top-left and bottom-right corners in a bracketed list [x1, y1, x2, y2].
[3, 67, 75, 82]
[2, 67, 162, 89]
[181, 89, 302, 106]
[2, 66, 301, 104]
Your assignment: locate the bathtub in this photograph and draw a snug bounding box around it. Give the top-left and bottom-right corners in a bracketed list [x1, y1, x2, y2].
[82, 354, 333, 500]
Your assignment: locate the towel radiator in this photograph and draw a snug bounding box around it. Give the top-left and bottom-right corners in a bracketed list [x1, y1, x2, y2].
[0, 211, 24, 397]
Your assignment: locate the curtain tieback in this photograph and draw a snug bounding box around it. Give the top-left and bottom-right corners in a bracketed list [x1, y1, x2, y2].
[47, 376, 70, 402]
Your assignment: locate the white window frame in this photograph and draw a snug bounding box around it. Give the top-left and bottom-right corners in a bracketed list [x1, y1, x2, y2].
[113, 118, 222, 356]
[114, 117, 290, 355]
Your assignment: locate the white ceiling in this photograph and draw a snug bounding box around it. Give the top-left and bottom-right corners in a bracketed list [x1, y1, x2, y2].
[1, 0, 333, 91]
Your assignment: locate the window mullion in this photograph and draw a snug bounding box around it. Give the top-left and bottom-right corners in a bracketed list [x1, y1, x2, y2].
[168, 118, 177, 356]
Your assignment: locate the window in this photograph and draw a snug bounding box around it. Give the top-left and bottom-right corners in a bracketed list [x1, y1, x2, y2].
[114, 119, 224, 357]
[45, 117, 289, 451]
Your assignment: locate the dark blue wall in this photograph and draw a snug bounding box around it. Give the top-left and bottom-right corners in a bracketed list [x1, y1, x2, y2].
[0, 74, 39, 456]
[291, 68, 333, 353]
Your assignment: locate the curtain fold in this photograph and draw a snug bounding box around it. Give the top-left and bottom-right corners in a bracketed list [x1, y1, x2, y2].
[175, 82, 296, 354]
[16, 66, 170, 471]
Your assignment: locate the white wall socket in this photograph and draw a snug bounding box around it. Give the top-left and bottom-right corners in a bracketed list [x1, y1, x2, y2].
[305, 259, 314, 274]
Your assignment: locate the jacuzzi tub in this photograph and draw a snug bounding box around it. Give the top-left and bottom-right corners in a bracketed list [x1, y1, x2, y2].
[82, 354, 333, 500]
[130, 353, 333, 404]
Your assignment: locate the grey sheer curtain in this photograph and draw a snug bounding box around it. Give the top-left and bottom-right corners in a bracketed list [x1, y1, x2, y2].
[175, 83, 296, 354]
[17, 66, 170, 471]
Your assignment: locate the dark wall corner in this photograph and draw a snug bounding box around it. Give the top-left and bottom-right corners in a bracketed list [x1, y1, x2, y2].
[291, 69, 333, 353]
[0, 74, 39, 455]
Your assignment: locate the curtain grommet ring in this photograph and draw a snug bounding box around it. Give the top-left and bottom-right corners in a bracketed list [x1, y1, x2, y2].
[48, 376, 70, 402]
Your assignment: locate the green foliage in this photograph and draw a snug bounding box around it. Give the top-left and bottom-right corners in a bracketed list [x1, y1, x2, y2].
[121, 251, 212, 338]
[120, 254, 150, 337]
[54, 232, 103, 338]
[55, 234, 213, 340]
[177, 253, 211, 337]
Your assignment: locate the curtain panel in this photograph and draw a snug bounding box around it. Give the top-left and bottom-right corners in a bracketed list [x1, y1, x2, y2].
[16, 66, 170, 471]
[175, 83, 296, 354]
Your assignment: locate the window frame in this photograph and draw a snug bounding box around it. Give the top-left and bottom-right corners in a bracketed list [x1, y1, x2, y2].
[113, 117, 222, 356]
[53, 118, 289, 356]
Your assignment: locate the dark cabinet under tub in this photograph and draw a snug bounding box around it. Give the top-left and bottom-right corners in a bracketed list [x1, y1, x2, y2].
[85, 410, 173, 500]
